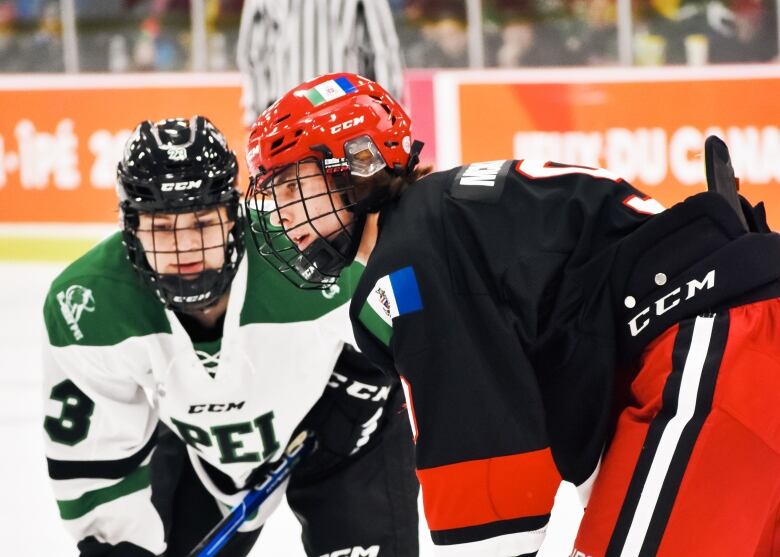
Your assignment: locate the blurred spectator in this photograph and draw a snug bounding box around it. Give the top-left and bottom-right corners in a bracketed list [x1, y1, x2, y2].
[0, 0, 776, 73]
[108, 33, 130, 72]
[492, 0, 561, 66]
[0, 2, 21, 71]
[25, 1, 64, 71]
[128, 0, 187, 70]
[633, 0, 777, 64]
[634, 0, 713, 64]
[708, 0, 778, 62]
[402, 0, 469, 67]
[570, 0, 619, 65]
[490, 0, 616, 67]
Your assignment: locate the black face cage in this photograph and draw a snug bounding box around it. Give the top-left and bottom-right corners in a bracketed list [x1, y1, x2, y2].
[245, 157, 364, 290]
[122, 191, 245, 312]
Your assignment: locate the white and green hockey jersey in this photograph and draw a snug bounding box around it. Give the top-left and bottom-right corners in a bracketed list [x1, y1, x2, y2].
[42, 229, 365, 554]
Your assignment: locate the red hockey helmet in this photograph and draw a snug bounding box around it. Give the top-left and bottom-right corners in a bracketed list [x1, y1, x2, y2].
[245, 73, 422, 289]
[246, 72, 414, 181]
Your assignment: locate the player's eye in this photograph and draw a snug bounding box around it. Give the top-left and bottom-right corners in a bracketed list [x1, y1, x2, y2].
[194, 219, 221, 229]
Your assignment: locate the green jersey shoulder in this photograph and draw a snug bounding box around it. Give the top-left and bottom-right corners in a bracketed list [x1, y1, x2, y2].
[240, 238, 363, 325]
[43, 232, 168, 348]
[43, 224, 364, 348]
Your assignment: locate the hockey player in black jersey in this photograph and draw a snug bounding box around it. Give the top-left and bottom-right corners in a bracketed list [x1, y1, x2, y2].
[42, 115, 419, 557]
[245, 73, 780, 556]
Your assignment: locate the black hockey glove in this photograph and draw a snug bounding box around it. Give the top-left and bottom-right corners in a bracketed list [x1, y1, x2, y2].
[291, 343, 401, 481]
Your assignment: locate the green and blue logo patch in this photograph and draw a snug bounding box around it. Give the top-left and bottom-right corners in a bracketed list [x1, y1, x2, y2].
[301, 76, 357, 107]
[358, 266, 423, 346]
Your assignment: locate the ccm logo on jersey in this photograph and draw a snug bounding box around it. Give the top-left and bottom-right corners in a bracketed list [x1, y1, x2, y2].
[161, 180, 202, 191]
[189, 401, 245, 414]
[628, 270, 715, 337]
[330, 116, 365, 134]
[319, 546, 379, 557]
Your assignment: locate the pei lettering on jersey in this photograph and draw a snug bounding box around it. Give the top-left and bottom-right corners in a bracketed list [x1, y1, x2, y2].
[628, 269, 715, 336]
[171, 410, 279, 463]
[459, 160, 506, 186]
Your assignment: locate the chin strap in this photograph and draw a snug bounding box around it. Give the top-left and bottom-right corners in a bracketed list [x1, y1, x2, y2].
[297, 214, 365, 287]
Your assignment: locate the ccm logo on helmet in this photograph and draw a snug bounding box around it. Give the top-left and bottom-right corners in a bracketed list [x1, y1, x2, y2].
[161, 180, 203, 192]
[330, 116, 365, 135]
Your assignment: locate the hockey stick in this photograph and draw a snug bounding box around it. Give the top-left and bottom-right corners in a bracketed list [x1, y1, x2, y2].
[704, 135, 748, 231]
[187, 431, 316, 557]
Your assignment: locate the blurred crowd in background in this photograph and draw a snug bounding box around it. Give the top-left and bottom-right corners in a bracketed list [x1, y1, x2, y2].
[0, 0, 776, 72]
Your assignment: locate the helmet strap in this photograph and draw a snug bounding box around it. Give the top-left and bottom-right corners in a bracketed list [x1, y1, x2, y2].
[405, 140, 424, 175]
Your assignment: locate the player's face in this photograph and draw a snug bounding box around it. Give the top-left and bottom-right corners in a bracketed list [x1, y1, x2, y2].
[266, 160, 353, 252]
[135, 206, 233, 278]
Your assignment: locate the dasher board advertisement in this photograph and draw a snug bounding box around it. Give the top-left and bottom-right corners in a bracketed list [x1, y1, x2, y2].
[0, 73, 244, 224]
[433, 65, 780, 228]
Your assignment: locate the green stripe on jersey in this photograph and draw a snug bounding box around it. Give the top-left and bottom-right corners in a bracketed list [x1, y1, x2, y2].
[57, 464, 151, 520]
[358, 301, 392, 346]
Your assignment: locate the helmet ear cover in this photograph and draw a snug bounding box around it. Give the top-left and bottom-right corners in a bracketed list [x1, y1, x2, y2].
[343, 135, 387, 178]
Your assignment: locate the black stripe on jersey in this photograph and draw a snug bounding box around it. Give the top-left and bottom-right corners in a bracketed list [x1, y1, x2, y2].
[604, 321, 695, 556]
[47, 427, 157, 480]
[605, 320, 695, 555]
[637, 313, 728, 556]
[605, 314, 728, 556]
[430, 514, 549, 546]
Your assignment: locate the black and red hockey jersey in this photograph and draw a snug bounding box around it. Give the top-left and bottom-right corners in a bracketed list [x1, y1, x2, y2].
[349, 160, 663, 555]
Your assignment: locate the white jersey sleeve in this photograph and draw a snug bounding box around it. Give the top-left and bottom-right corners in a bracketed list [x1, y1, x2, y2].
[43, 292, 163, 554]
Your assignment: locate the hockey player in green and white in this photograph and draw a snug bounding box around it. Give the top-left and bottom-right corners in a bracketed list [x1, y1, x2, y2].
[41, 116, 418, 557]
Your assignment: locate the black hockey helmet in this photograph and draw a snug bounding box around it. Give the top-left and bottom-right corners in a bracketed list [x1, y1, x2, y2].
[117, 116, 245, 312]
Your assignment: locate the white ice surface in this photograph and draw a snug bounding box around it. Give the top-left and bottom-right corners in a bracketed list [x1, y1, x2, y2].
[0, 261, 582, 556]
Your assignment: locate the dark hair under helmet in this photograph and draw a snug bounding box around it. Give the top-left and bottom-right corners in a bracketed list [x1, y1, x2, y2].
[117, 115, 245, 312]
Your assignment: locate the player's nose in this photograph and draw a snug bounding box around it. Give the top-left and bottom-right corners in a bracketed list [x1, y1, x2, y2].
[176, 228, 203, 251]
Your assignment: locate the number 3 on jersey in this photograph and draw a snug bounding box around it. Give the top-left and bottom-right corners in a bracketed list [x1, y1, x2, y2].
[44, 379, 95, 445]
[515, 159, 665, 215]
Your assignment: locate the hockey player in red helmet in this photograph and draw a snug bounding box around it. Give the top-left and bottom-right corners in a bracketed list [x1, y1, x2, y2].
[245, 73, 424, 288]
[246, 73, 780, 556]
